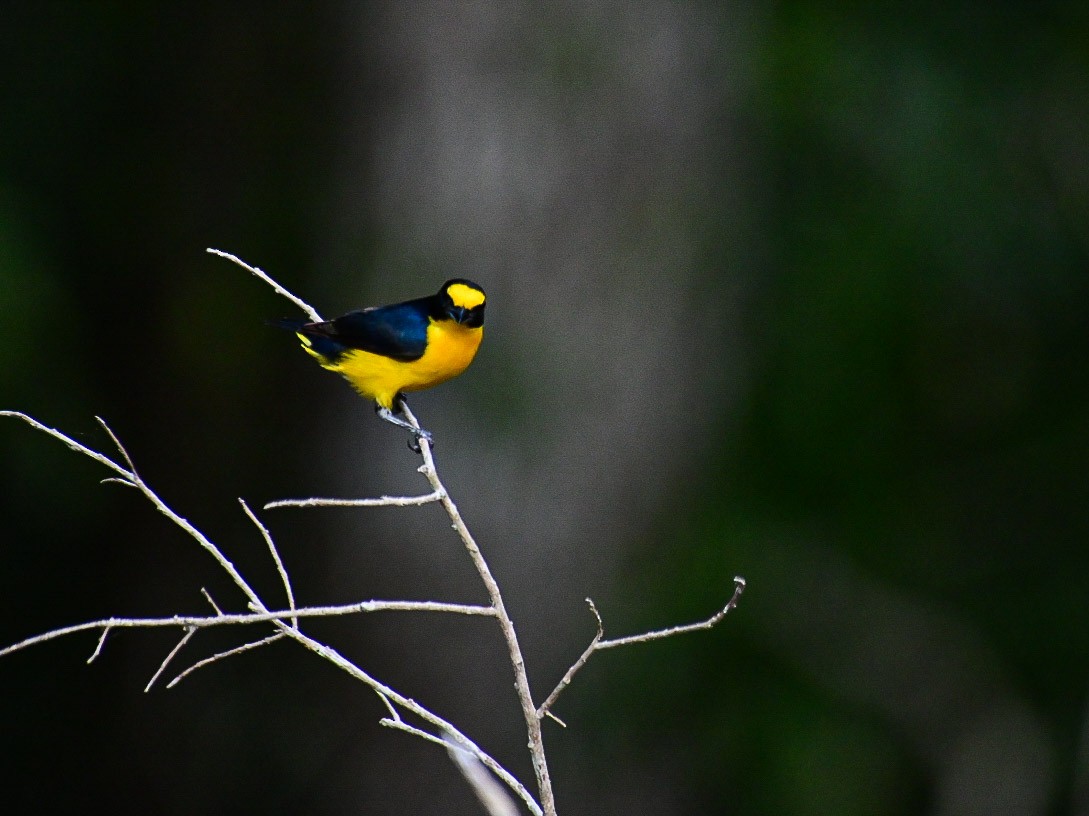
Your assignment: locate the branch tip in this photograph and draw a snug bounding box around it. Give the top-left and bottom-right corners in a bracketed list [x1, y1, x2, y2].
[88, 627, 110, 664]
[206, 247, 321, 321]
[200, 588, 223, 615]
[544, 711, 567, 728]
[584, 598, 604, 633]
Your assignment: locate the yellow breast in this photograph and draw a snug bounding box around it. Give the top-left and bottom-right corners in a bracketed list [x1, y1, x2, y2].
[332, 320, 483, 409]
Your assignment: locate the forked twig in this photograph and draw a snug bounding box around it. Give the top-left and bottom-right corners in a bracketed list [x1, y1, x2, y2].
[146, 627, 197, 692]
[168, 632, 287, 688]
[279, 625, 543, 815]
[239, 498, 297, 628]
[536, 577, 747, 722]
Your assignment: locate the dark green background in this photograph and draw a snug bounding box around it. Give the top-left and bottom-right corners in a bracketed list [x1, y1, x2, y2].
[2, 3, 1087, 815]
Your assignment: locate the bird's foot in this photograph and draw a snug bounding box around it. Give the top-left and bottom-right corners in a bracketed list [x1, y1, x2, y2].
[407, 427, 434, 454]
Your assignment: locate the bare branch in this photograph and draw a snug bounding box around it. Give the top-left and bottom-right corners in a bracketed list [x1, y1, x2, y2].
[100, 477, 137, 489]
[535, 600, 604, 720]
[264, 491, 443, 510]
[375, 689, 400, 722]
[206, 248, 322, 322]
[445, 731, 521, 816]
[200, 588, 223, 616]
[1, 600, 495, 660]
[403, 402, 556, 816]
[2, 409, 268, 614]
[1, 411, 132, 480]
[537, 577, 747, 722]
[543, 711, 566, 728]
[88, 627, 110, 664]
[145, 627, 197, 692]
[168, 632, 286, 688]
[282, 625, 543, 816]
[381, 716, 450, 748]
[95, 415, 137, 473]
[597, 576, 746, 650]
[239, 498, 297, 628]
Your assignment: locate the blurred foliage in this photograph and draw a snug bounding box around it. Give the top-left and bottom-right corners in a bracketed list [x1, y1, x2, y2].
[610, 2, 1089, 815]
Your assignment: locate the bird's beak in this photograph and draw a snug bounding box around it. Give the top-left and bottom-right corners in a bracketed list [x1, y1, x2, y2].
[449, 306, 470, 324]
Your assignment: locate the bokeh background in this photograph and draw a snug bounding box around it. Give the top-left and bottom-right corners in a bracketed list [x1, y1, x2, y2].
[2, 2, 1087, 815]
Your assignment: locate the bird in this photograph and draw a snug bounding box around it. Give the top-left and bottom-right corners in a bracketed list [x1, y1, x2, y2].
[275, 279, 486, 448]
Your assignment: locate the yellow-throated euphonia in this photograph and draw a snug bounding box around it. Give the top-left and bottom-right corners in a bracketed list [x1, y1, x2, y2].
[276, 279, 486, 447]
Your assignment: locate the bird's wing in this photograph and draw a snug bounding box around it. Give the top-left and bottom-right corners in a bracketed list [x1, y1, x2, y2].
[321, 301, 430, 362]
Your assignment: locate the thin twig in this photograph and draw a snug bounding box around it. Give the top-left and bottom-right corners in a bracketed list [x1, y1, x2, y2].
[0, 601, 495, 660]
[206, 248, 322, 322]
[445, 731, 521, 816]
[382, 715, 525, 816]
[0, 412, 132, 480]
[145, 627, 197, 692]
[597, 576, 746, 650]
[280, 624, 543, 816]
[381, 716, 451, 749]
[95, 415, 137, 473]
[535, 600, 604, 720]
[201, 588, 223, 615]
[167, 633, 286, 688]
[89, 415, 269, 614]
[88, 627, 110, 664]
[264, 491, 443, 510]
[100, 477, 137, 489]
[240, 498, 297, 628]
[375, 689, 400, 722]
[537, 577, 747, 722]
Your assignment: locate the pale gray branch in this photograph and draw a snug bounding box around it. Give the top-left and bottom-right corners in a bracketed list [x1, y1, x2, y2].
[281, 625, 543, 816]
[168, 632, 286, 688]
[206, 248, 322, 322]
[88, 627, 110, 664]
[445, 731, 521, 816]
[0, 411, 132, 480]
[200, 588, 223, 615]
[145, 627, 197, 692]
[95, 414, 137, 472]
[535, 600, 604, 721]
[537, 577, 747, 722]
[381, 716, 450, 748]
[264, 491, 443, 510]
[597, 576, 746, 650]
[403, 402, 556, 816]
[375, 689, 400, 721]
[0, 600, 495, 660]
[240, 498, 297, 627]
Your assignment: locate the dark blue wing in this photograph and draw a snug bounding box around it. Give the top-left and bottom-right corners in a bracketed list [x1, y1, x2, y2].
[323, 300, 430, 362]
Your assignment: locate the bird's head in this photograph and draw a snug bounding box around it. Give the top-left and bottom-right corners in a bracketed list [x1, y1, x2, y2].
[436, 279, 486, 328]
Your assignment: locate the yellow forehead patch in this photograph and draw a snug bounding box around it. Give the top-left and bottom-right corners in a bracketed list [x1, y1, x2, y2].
[447, 282, 485, 309]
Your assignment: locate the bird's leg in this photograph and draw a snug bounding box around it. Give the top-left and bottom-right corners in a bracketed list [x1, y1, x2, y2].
[374, 398, 433, 452]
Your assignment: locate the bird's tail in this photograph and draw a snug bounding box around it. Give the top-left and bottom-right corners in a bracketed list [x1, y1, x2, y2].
[270, 317, 346, 367]
[269, 318, 309, 332]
